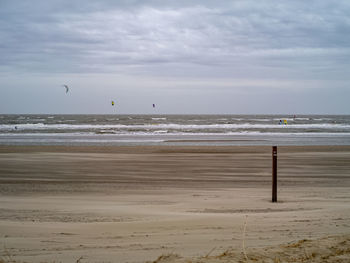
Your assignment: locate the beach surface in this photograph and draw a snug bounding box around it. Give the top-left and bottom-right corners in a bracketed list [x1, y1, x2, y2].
[0, 146, 350, 262]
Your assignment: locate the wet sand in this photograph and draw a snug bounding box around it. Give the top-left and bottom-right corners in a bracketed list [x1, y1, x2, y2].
[0, 146, 350, 262]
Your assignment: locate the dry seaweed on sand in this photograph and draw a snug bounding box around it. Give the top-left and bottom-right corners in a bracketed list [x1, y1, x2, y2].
[149, 234, 350, 263]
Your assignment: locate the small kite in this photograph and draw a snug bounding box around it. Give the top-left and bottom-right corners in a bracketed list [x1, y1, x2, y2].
[153, 104, 155, 108]
[111, 101, 115, 106]
[63, 85, 69, 93]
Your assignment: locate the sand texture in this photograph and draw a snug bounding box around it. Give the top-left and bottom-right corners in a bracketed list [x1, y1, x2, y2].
[0, 146, 350, 262]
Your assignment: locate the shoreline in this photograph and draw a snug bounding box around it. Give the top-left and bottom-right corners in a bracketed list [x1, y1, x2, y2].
[2, 144, 350, 151]
[2, 132, 350, 147]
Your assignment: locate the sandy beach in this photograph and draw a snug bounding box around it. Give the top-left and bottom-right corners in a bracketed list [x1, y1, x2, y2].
[1, 145, 350, 262]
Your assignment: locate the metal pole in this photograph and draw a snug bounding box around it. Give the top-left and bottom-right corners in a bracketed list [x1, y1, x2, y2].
[272, 146, 277, 202]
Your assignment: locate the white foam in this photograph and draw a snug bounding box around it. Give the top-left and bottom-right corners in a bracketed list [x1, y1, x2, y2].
[1, 122, 350, 131]
[154, 130, 168, 133]
[249, 118, 272, 122]
[295, 117, 311, 120]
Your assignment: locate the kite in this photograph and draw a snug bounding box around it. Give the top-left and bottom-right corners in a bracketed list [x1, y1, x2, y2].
[111, 101, 115, 106]
[63, 85, 69, 93]
[153, 104, 155, 108]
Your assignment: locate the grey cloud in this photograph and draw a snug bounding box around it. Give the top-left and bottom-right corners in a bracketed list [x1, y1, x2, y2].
[1, 0, 350, 78]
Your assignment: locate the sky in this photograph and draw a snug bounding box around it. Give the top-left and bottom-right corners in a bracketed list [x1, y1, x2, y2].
[0, 0, 350, 114]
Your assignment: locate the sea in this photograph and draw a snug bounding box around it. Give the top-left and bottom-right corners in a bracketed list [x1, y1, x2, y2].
[1, 114, 350, 146]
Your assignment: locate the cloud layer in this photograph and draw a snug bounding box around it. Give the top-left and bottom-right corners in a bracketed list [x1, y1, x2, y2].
[1, 0, 349, 75]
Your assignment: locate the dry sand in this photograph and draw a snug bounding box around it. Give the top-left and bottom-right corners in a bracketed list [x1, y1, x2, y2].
[0, 145, 350, 262]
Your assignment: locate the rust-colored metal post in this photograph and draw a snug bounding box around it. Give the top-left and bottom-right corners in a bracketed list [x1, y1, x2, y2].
[272, 146, 277, 202]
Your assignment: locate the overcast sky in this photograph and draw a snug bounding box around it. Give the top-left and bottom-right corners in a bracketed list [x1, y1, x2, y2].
[1, 0, 350, 114]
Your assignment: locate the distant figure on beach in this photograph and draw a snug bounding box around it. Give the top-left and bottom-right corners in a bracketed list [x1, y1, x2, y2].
[14, 126, 18, 130]
[279, 119, 287, 125]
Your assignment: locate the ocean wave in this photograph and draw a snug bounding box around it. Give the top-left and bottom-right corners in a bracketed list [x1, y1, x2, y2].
[1, 122, 350, 131]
